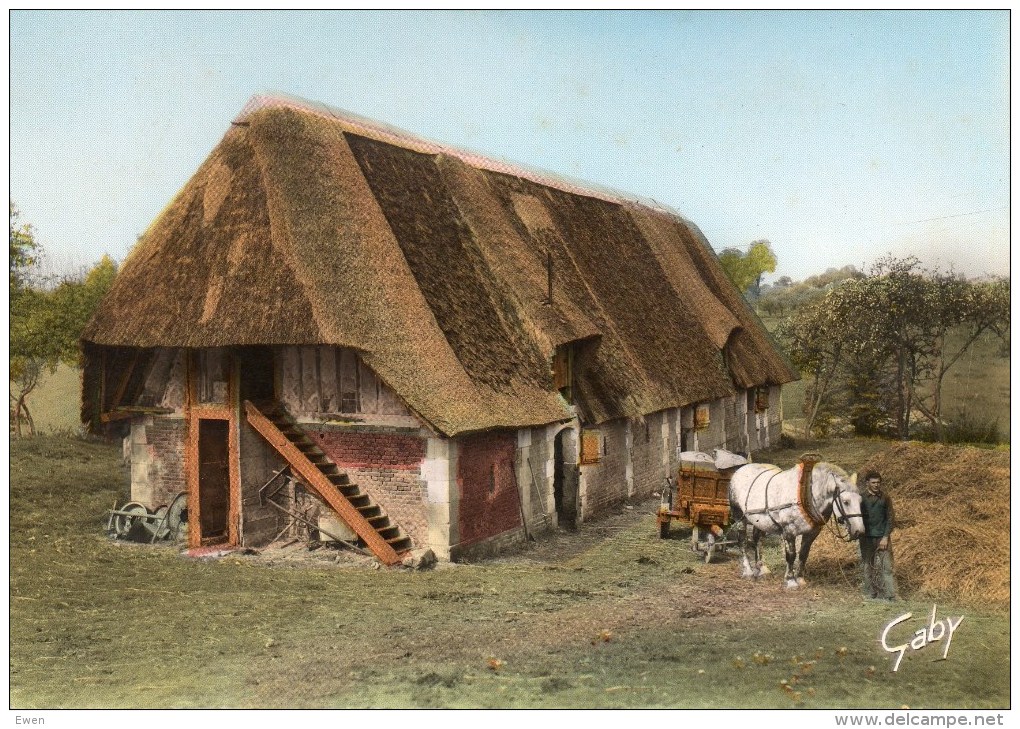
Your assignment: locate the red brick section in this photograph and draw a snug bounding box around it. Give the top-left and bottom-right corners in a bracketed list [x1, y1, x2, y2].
[457, 430, 521, 547]
[244, 403, 400, 564]
[313, 431, 425, 470]
[312, 429, 429, 547]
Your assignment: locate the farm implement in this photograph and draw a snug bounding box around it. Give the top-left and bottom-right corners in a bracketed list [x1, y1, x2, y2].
[107, 491, 188, 543]
[657, 450, 747, 563]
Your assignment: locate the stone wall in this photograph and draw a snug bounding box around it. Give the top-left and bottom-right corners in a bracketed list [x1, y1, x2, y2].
[579, 419, 629, 519]
[515, 426, 555, 534]
[630, 410, 671, 501]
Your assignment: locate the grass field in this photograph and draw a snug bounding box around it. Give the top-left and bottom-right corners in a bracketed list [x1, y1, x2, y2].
[9, 434, 1010, 709]
[15, 364, 83, 434]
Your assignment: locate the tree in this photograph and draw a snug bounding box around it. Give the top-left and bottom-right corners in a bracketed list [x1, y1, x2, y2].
[9, 207, 118, 436]
[909, 273, 1009, 440]
[718, 240, 778, 299]
[10, 202, 38, 291]
[778, 257, 1010, 441]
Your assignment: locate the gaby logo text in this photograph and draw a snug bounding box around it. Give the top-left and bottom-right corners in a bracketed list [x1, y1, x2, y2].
[881, 604, 963, 672]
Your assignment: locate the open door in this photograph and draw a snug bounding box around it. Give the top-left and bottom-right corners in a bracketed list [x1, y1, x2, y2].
[197, 419, 231, 543]
[553, 427, 579, 529]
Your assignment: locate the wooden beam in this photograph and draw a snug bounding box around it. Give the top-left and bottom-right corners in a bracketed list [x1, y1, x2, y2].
[243, 400, 402, 566]
[99, 409, 135, 424]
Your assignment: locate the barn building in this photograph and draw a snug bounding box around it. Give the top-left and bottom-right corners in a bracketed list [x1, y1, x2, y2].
[81, 94, 797, 564]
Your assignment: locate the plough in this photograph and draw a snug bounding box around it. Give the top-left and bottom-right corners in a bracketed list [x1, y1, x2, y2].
[107, 491, 187, 543]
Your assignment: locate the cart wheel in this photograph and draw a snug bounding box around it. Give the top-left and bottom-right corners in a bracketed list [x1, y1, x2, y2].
[659, 520, 670, 539]
[704, 533, 717, 564]
[151, 505, 171, 540]
[166, 492, 188, 540]
[114, 502, 148, 538]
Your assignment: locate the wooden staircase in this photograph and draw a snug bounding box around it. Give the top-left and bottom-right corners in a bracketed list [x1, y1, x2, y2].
[244, 400, 413, 565]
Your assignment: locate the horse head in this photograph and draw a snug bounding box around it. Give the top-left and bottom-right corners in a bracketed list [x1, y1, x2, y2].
[816, 464, 865, 540]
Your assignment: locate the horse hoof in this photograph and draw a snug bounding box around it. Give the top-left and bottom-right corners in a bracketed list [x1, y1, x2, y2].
[758, 565, 772, 576]
[785, 579, 801, 590]
[797, 577, 807, 587]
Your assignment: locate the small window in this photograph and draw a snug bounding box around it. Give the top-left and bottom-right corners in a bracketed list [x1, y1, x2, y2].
[552, 345, 573, 403]
[580, 429, 601, 465]
[694, 404, 711, 431]
[755, 387, 770, 413]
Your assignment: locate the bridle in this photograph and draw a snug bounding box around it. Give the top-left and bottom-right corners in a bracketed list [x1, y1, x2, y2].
[826, 475, 862, 542]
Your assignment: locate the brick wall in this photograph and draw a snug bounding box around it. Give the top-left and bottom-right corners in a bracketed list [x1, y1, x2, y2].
[130, 415, 187, 509]
[580, 419, 629, 519]
[311, 429, 429, 547]
[456, 431, 521, 547]
[149, 417, 186, 505]
[313, 431, 425, 470]
[451, 525, 526, 562]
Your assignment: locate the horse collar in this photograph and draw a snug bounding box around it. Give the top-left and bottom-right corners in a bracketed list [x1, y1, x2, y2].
[798, 460, 826, 528]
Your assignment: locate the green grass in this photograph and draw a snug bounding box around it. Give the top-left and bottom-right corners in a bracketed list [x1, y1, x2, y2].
[9, 435, 1010, 708]
[939, 329, 1010, 441]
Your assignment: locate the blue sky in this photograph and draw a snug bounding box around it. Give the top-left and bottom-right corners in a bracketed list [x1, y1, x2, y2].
[10, 10, 1009, 282]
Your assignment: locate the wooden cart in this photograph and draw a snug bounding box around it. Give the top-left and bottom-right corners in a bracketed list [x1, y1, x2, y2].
[657, 456, 739, 563]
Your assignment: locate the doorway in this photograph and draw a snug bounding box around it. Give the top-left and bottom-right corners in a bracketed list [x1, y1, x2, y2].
[237, 346, 276, 403]
[197, 418, 230, 543]
[553, 427, 578, 529]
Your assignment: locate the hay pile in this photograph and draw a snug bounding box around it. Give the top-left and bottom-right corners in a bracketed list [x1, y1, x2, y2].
[808, 442, 1010, 606]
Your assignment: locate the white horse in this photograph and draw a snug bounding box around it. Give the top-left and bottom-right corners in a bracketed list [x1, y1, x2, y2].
[728, 459, 865, 589]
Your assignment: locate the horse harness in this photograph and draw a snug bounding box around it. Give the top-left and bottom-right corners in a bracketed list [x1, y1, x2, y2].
[741, 456, 858, 532]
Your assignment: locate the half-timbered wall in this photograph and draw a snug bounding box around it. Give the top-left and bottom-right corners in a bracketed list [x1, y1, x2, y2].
[278, 346, 411, 420]
[119, 340, 786, 558]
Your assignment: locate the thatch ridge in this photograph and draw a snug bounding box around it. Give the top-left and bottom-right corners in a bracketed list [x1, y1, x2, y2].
[83, 96, 798, 436]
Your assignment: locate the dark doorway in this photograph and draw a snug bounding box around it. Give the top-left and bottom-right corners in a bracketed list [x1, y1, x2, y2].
[237, 346, 276, 403]
[553, 428, 578, 529]
[198, 419, 230, 543]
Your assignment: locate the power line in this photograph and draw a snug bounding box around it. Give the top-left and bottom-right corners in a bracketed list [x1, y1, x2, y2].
[884, 205, 1009, 228]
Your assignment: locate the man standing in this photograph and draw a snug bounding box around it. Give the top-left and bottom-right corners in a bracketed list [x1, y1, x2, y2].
[859, 470, 897, 600]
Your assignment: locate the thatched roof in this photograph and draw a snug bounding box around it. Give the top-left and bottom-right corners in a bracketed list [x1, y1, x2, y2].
[82, 94, 797, 436]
